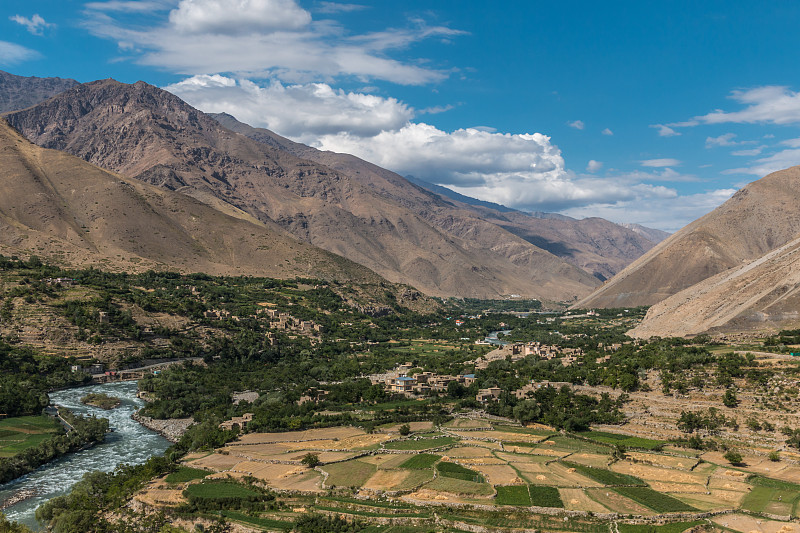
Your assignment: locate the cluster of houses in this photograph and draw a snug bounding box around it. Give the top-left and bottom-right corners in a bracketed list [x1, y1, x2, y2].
[257, 308, 324, 334]
[42, 277, 77, 286]
[374, 362, 477, 397]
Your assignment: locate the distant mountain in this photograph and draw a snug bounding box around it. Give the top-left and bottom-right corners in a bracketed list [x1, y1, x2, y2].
[0, 70, 78, 113]
[575, 166, 800, 309]
[618, 223, 670, 245]
[629, 233, 800, 338]
[210, 112, 660, 283]
[4, 80, 602, 300]
[0, 118, 380, 283]
[402, 175, 517, 213]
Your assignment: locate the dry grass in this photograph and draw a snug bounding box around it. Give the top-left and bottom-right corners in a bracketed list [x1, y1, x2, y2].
[711, 513, 797, 533]
[585, 488, 653, 515]
[363, 469, 411, 491]
[559, 488, 609, 512]
[469, 464, 520, 485]
[444, 419, 491, 429]
[612, 461, 706, 485]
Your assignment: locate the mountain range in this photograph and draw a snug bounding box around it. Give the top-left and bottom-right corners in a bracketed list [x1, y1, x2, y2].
[1, 74, 666, 301]
[0, 117, 379, 284]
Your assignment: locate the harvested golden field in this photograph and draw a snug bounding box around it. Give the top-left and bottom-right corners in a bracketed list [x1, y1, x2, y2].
[363, 469, 412, 491]
[469, 464, 521, 485]
[235, 427, 366, 445]
[585, 488, 653, 515]
[712, 513, 799, 533]
[444, 418, 492, 429]
[612, 461, 706, 485]
[559, 488, 609, 513]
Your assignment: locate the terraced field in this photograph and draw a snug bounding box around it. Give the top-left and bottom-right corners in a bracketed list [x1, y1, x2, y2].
[163, 419, 800, 531]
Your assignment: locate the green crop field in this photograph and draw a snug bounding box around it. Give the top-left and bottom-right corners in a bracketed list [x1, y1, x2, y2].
[617, 521, 705, 533]
[399, 453, 440, 469]
[323, 459, 377, 487]
[495, 485, 531, 506]
[614, 487, 695, 512]
[220, 510, 293, 531]
[165, 466, 211, 483]
[528, 485, 563, 508]
[437, 461, 484, 483]
[384, 436, 457, 450]
[562, 462, 645, 486]
[0, 415, 62, 458]
[577, 431, 665, 451]
[740, 477, 800, 515]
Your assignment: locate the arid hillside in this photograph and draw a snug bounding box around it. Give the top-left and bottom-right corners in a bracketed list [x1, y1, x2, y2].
[575, 166, 800, 309]
[0, 118, 382, 283]
[629, 232, 800, 338]
[4, 79, 602, 300]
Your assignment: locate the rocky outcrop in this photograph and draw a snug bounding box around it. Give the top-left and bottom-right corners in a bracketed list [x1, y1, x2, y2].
[132, 412, 194, 443]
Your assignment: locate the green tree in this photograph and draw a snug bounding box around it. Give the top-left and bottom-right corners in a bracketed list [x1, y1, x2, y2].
[723, 449, 743, 465]
[722, 388, 739, 408]
[398, 424, 411, 436]
[301, 452, 320, 468]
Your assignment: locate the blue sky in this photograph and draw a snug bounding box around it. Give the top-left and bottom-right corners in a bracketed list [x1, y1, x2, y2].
[3, 1, 800, 231]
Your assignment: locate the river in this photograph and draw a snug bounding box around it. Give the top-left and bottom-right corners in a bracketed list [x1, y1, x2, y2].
[0, 381, 171, 530]
[485, 329, 512, 345]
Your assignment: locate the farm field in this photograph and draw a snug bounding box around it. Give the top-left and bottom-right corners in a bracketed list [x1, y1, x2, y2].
[0, 415, 62, 457]
[167, 419, 800, 531]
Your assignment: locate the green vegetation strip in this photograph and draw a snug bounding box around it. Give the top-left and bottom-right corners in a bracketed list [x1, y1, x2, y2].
[495, 485, 531, 506]
[528, 485, 564, 508]
[617, 520, 705, 533]
[399, 453, 440, 469]
[436, 461, 484, 483]
[561, 461, 646, 486]
[165, 466, 211, 483]
[613, 487, 696, 513]
[315, 505, 429, 518]
[220, 510, 293, 531]
[577, 431, 665, 451]
[384, 436, 457, 450]
[319, 496, 415, 509]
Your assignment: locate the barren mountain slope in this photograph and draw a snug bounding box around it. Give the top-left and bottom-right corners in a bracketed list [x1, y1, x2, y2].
[211, 112, 661, 281]
[574, 166, 800, 308]
[0, 70, 78, 113]
[4, 79, 600, 300]
[0, 118, 382, 283]
[629, 233, 800, 338]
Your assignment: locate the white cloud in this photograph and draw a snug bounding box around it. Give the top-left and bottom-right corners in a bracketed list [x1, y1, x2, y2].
[315, 2, 367, 13]
[0, 41, 40, 65]
[166, 75, 413, 137]
[586, 160, 603, 173]
[9, 14, 53, 35]
[650, 124, 680, 137]
[705, 133, 737, 147]
[731, 146, 765, 157]
[780, 137, 800, 148]
[562, 188, 736, 232]
[567, 120, 584, 130]
[726, 148, 800, 177]
[169, 0, 311, 34]
[419, 104, 454, 115]
[601, 128, 613, 136]
[84, 0, 460, 85]
[641, 158, 681, 167]
[692, 86, 800, 125]
[84, 1, 172, 11]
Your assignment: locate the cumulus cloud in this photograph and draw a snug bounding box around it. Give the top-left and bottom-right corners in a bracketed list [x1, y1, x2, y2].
[166, 75, 413, 138]
[0, 41, 40, 65]
[9, 14, 54, 35]
[567, 120, 584, 130]
[169, 0, 311, 34]
[586, 160, 603, 173]
[641, 158, 681, 167]
[601, 128, 613, 136]
[83, 0, 460, 85]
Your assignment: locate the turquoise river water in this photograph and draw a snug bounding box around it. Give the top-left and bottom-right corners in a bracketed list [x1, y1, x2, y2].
[0, 381, 170, 530]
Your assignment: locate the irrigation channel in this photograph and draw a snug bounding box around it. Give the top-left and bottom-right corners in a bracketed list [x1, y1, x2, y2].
[0, 381, 171, 530]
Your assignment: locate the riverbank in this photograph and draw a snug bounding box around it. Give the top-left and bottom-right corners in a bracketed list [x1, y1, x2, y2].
[131, 412, 194, 443]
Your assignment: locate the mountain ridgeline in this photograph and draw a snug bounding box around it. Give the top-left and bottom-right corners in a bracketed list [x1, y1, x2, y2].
[2, 78, 664, 300]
